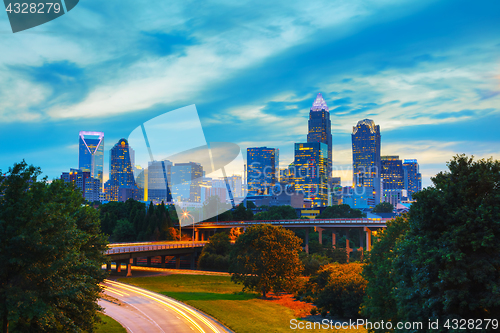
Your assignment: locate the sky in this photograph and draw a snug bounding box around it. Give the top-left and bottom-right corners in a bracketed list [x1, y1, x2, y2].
[0, 0, 499, 188]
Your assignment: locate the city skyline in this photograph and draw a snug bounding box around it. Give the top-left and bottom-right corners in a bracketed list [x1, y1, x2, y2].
[1, 0, 499, 188]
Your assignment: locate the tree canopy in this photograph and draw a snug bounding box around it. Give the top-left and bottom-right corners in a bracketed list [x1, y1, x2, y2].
[229, 224, 303, 298]
[362, 155, 500, 332]
[315, 204, 365, 219]
[0, 161, 108, 333]
[371, 202, 394, 213]
[254, 205, 297, 220]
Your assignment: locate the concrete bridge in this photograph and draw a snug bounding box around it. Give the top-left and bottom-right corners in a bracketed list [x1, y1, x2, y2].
[185, 218, 392, 254]
[105, 241, 206, 276]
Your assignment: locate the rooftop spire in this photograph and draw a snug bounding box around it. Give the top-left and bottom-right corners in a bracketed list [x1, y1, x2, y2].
[310, 93, 329, 111]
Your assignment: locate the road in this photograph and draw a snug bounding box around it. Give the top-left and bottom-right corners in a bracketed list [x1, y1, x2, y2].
[100, 280, 231, 333]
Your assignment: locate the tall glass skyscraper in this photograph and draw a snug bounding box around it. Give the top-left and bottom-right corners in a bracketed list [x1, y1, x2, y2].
[147, 160, 172, 203]
[307, 93, 332, 184]
[247, 147, 279, 195]
[293, 142, 328, 207]
[170, 162, 203, 203]
[109, 138, 136, 201]
[381, 156, 404, 190]
[352, 119, 381, 208]
[78, 131, 104, 188]
[403, 159, 422, 200]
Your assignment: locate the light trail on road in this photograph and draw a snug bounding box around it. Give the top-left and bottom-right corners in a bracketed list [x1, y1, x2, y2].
[100, 279, 228, 333]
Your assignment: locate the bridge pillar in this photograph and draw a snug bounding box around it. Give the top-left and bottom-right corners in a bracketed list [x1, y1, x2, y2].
[161, 255, 166, 268]
[175, 256, 181, 269]
[195, 229, 199, 241]
[305, 228, 309, 254]
[116, 262, 121, 273]
[190, 253, 196, 269]
[147, 257, 152, 267]
[316, 227, 324, 245]
[201, 231, 205, 241]
[364, 227, 372, 251]
[332, 232, 336, 249]
[345, 237, 353, 263]
[126, 258, 133, 277]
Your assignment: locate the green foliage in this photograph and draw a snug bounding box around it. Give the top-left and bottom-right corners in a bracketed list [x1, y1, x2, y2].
[232, 203, 254, 221]
[229, 224, 303, 298]
[316, 204, 365, 219]
[112, 219, 136, 242]
[392, 155, 500, 329]
[299, 253, 332, 276]
[360, 215, 409, 331]
[246, 201, 257, 209]
[372, 202, 394, 213]
[198, 233, 231, 271]
[0, 161, 108, 332]
[254, 205, 297, 220]
[307, 263, 367, 319]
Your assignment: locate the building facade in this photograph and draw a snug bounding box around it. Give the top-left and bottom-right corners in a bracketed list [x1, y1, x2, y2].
[307, 93, 332, 185]
[403, 159, 422, 200]
[292, 142, 328, 207]
[381, 155, 404, 205]
[246, 147, 279, 195]
[352, 119, 382, 208]
[78, 131, 104, 189]
[170, 162, 203, 203]
[109, 138, 136, 201]
[147, 160, 173, 203]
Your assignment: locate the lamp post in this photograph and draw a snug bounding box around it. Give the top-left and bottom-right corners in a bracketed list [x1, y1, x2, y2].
[181, 210, 195, 244]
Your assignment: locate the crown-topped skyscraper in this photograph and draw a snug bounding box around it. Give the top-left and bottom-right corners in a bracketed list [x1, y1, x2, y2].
[307, 93, 332, 185]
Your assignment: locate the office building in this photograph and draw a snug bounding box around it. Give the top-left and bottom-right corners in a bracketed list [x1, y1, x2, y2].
[292, 142, 328, 207]
[403, 159, 422, 200]
[307, 93, 332, 185]
[78, 131, 104, 189]
[352, 119, 382, 208]
[109, 138, 136, 201]
[381, 155, 404, 205]
[247, 147, 279, 195]
[170, 162, 203, 202]
[147, 160, 172, 203]
[61, 168, 102, 202]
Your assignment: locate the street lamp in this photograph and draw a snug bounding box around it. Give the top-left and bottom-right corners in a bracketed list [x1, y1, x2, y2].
[180, 210, 194, 244]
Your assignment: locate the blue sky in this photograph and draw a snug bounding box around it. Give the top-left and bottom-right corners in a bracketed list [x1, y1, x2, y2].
[0, 0, 499, 187]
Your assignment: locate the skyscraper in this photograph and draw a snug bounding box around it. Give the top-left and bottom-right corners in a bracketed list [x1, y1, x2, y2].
[403, 159, 422, 200]
[352, 119, 381, 208]
[147, 160, 172, 203]
[109, 138, 136, 201]
[307, 93, 332, 185]
[246, 147, 279, 195]
[78, 131, 104, 188]
[381, 156, 404, 206]
[170, 162, 203, 202]
[293, 142, 328, 207]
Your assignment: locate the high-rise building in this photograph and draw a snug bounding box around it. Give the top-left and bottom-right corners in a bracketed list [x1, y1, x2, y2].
[307, 93, 332, 185]
[247, 147, 279, 195]
[78, 131, 104, 189]
[381, 156, 405, 206]
[292, 142, 328, 207]
[109, 138, 136, 201]
[170, 162, 203, 202]
[352, 119, 382, 208]
[147, 160, 172, 203]
[226, 175, 243, 198]
[403, 159, 422, 200]
[61, 168, 101, 202]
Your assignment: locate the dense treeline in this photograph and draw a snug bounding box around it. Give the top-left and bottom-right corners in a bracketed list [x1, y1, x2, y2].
[100, 199, 177, 242]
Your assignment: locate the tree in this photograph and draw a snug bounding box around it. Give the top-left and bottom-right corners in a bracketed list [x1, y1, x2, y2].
[229, 224, 303, 298]
[0, 161, 108, 333]
[315, 204, 365, 219]
[112, 219, 136, 242]
[254, 205, 297, 220]
[392, 155, 500, 329]
[361, 215, 409, 332]
[372, 202, 394, 213]
[198, 232, 232, 271]
[232, 203, 253, 221]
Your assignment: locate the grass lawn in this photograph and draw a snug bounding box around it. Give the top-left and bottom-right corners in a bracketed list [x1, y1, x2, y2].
[121, 275, 366, 333]
[94, 313, 126, 333]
